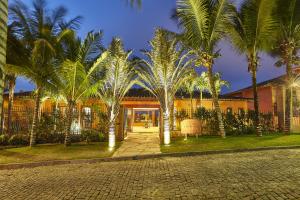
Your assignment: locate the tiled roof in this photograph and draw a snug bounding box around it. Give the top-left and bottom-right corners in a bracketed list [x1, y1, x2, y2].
[225, 67, 300, 96]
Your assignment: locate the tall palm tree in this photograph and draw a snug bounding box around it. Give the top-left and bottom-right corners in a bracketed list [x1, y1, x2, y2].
[5, 25, 30, 135]
[97, 38, 136, 149]
[9, 0, 81, 146]
[228, 0, 277, 136]
[176, 0, 235, 138]
[58, 31, 107, 146]
[136, 29, 193, 145]
[272, 0, 300, 134]
[0, 0, 8, 134]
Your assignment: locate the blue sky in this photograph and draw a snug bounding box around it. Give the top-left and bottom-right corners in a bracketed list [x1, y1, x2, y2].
[11, 0, 285, 93]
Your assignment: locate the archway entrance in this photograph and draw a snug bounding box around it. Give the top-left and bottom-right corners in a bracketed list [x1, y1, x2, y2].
[127, 108, 160, 133]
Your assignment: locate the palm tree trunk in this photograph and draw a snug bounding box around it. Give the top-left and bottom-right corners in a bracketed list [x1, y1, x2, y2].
[170, 98, 174, 131]
[163, 111, 171, 145]
[1, 94, 4, 135]
[53, 101, 59, 132]
[7, 78, 16, 135]
[0, 0, 8, 136]
[284, 62, 292, 134]
[65, 101, 75, 146]
[250, 68, 262, 136]
[108, 106, 116, 148]
[108, 122, 116, 148]
[207, 66, 225, 138]
[200, 90, 203, 108]
[190, 94, 194, 118]
[30, 88, 42, 147]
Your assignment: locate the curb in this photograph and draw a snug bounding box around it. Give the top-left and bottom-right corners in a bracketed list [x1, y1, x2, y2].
[1, 145, 300, 170]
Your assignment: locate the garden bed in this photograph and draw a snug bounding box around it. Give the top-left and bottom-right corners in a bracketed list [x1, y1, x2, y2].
[161, 133, 300, 153]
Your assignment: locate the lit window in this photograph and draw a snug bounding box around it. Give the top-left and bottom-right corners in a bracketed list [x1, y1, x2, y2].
[83, 107, 91, 116]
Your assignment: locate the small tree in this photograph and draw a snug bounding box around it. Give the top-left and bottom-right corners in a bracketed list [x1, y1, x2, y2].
[136, 29, 193, 145]
[97, 38, 136, 149]
[59, 31, 106, 146]
[181, 72, 198, 118]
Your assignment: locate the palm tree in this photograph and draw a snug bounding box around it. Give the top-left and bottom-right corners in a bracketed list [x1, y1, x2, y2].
[182, 72, 198, 118]
[5, 25, 30, 135]
[97, 38, 136, 149]
[228, 0, 277, 136]
[58, 31, 107, 146]
[9, 0, 81, 146]
[202, 72, 229, 96]
[272, 0, 300, 134]
[136, 29, 193, 145]
[176, 0, 235, 138]
[0, 0, 8, 134]
[195, 72, 210, 108]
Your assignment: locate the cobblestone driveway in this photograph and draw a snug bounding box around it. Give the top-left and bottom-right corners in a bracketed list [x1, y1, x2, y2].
[1, 149, 300, 200]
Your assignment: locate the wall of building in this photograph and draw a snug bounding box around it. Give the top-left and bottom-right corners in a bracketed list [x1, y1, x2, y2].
[231, 86, 274, 114]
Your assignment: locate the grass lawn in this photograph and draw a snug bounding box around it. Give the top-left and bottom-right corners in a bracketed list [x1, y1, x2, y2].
[0, 142, 118, 164]
[161, 133, 300, 153]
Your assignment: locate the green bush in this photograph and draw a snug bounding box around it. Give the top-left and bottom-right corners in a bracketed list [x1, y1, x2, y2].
[0, 134, 9, 146]
[8, 134, 29, 146]
[81, 130, 105, 143]
[36, 132, 65, 144]
[193, 108, 276, 135]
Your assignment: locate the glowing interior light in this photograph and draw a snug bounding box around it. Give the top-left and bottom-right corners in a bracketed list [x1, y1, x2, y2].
[108, 126, 116, 149]
[163, 115, 171, 145]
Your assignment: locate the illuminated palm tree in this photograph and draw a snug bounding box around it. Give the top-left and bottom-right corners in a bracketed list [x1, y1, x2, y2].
[228, 0, 277, 136]
[176, 0, 235, 138]
[97, 38, 136, 149]
[272, 0, 300, 133]
[0, 0, 8, 133]
[195, 72, 209, 108]
[182, 72, 198, 118]
[58, 31, 107, 146]
[9, 0, 81, 146]
[202, 72, 230, 96]
[136, 29, 193, 145]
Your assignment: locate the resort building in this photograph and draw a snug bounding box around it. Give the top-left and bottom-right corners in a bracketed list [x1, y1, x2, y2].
[3, 88, 251, 141]
[226, 67, 300, 132]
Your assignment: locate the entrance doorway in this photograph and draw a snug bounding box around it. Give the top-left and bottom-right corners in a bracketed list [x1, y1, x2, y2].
[126, 108, 160, 133]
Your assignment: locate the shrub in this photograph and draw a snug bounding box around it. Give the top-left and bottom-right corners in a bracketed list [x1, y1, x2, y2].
[8, 134, 29, 146]
[0, 134, 9, 146]
[81, 130, 105, 143]
[36, 132, 65, 144]
[193, 108, 277, 136]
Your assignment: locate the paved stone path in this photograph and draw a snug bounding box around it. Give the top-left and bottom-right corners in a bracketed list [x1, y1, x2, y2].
[113, 132, 161, 157]
[1, 149, 300, 199]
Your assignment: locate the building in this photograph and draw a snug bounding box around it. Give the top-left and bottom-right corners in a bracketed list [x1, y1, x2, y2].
[3, 88, 251, 141]
[226, 67, 300, 132]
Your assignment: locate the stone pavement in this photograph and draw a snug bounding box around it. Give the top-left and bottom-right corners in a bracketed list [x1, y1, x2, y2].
[113, 132, 161, 157]
[1, 149, 300, 199]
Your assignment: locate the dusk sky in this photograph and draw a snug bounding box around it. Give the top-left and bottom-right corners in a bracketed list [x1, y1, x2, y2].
[11, 0, 285, 94]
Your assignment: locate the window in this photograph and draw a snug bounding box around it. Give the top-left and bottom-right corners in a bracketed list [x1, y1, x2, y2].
[83, 107, 91, 116]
